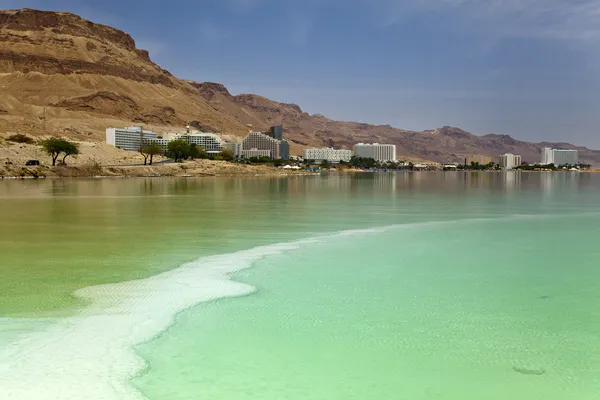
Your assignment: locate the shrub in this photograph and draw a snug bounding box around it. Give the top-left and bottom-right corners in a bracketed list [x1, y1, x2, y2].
[7, 134, 35, 144]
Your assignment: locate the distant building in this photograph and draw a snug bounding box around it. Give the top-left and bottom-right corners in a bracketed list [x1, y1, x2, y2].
[541, 147, 579, 166]
[269, 125, 284, 140]
[466, 155, 493, 166]
[241, 129, 289, 160]
[499, 153, 522, 170]
[413, 163, 441, 171]
[241, 148, 271, 158]
[279, 139, 290, 161]
[242, 132, 281, 159]
[106, 127, 168, 152]
[173, 132, 225, 155]
[304, 148, 352, 163]
[226, 142, 242, 158]
[353, 143, 396, 162]
[541, 147, 553, 165]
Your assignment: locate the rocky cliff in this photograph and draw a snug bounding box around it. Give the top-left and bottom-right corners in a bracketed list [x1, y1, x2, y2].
[1, 8, 599, 164]
[0, 8, 248, 141]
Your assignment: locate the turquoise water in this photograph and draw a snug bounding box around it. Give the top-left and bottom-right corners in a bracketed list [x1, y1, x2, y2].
[134, 216, 600, 399]
[1, 173, 600, 399]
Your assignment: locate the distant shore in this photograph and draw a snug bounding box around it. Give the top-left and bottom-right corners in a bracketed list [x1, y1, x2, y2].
[2, 165, 598, 180]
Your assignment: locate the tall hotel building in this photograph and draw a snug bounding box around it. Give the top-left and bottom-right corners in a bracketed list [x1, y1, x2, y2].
[541, 147, 579, 166]
[106, 127, 169, 151]
[499, 153, 522, 170]
[240, 127, 289, 160]
[167, 132, 225, 155]
[353, 143, 397, 162]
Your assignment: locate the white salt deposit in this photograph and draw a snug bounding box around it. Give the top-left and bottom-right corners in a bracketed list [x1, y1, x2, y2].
[0, 219, 496, 399]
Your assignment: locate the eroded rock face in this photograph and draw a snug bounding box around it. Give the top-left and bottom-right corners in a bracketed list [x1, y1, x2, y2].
[0, 8, 137, 51]
[188, 82, 233, 100]
[0, 8, 174, 86]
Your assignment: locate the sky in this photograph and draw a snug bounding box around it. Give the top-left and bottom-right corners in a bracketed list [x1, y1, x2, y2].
[3, 0, 600, 147]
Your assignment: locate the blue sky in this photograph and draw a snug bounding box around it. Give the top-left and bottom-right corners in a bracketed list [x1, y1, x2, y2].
[4, 0, 600, 147]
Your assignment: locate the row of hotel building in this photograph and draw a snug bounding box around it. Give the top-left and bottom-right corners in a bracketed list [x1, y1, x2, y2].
[106, 126, 579, 168]
[106, 125, 398, 163]
[106, 125, 289, 159]
[468, 147, 579, 170]
[304, 143, 396, 163]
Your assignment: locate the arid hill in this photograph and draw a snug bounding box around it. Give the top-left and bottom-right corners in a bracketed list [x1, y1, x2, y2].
[1, 8, 599, 164]
[0, 9, 248, 140]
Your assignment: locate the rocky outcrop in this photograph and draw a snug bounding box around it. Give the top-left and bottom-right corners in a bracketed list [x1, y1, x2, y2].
[188, 81, 232, 100]
[53, 92, 184, 126]
[0, 50, 173, 86]
[233, 94, 304, 117]
[0, 8, 251, 140]
[54, 91, 140, 116]
[0, 9, 137, 51]
[0, 8, 174, 85]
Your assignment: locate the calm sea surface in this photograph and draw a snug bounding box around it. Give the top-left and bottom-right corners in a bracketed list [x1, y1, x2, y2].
[1, 173, 599, 399]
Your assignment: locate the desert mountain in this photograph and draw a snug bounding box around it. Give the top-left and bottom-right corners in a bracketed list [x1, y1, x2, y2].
[1, 8, 599, 164]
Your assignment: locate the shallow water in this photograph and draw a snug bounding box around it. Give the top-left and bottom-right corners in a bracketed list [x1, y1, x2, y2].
[1, 173, 599, 399]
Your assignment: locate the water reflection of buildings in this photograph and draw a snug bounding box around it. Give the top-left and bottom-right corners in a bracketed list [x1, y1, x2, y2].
[373, 172, 397, 192]
[540, 171, 580, 196]
[502, 171, 521, 191]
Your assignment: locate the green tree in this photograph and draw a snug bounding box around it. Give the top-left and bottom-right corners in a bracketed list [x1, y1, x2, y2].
[40, 138, 79, 166]
[141, 143, 163, 165]
[247, 156, 272, 164]
[188, 144, 207, 160]
[140, 145, 150, 165]
[219, 149, 235, 162]
[40, 138, 63, 166]
[167, 140, 191, 162]
[60, 141, 80, 165]
[320, 159, 330, 169]
[350, 156, 377, 169]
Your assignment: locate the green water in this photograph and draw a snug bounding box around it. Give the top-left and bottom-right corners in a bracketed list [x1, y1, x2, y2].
[1, 173, 600, 399]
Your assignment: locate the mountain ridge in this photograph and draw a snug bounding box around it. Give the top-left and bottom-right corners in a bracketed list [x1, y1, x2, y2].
[1, 8, 599, 164]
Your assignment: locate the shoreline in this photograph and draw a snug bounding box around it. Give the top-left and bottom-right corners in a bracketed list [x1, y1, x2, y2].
[0, 161, 319, 180]
[1, 168, 598, 180]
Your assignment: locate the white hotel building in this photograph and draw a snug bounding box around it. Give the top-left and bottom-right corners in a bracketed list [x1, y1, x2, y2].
[106, 127, 168, 151]
[107, 128, 226, 154]
[240, 148, 272, 158]
[165, 132, 225, 155]
[499, 153, 522, 170]
[353, 143, 397, 162]
[541, 147, 579, 166]
[303, 148, 353, 163]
